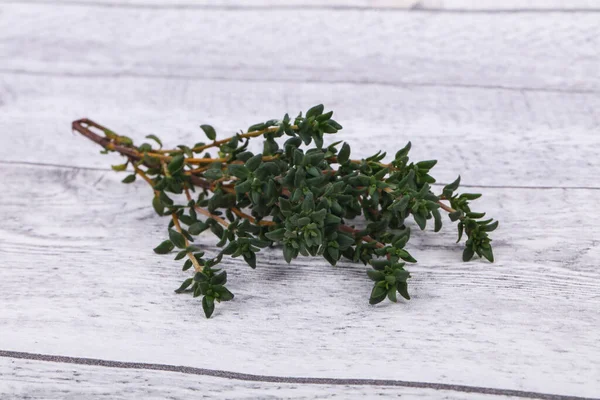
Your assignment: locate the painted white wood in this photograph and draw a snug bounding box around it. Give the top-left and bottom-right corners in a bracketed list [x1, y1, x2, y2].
[1, 75, 599, 188]
[432, 0, 600, 10]
[1, 2, 599, 398]
[0, 164, 598, 397]
[1, 4, 598, 92]
[2, 0, 597, 11]
[0, 358, 527, 400]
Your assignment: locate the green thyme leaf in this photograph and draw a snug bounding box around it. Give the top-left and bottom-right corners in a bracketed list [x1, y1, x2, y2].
[338, 142, 351, 163]
[174, 278, 193, 293]
[169, 229, 187, 249]
[146, 134, 163, 148]
[111, 163, 128, 172]
[200, 125, 217, 141]
[122, 174, 136, 183]
[168, 155, 185, 174]
[153, 240, 174, 254]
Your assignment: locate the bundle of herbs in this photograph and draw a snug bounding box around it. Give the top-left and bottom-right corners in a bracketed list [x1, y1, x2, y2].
[74, 105, 497, 318]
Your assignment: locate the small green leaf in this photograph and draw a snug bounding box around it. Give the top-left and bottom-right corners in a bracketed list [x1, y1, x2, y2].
[462, 247, 475, 262]
[416, 160, 437, 170]
[168, 155, 185, 174]
[483, 221, 499, 232]
[336, 234, 355, 250]
[202, 296, 215, 318]
[306, 104, 324, 119]
[325, 214, 341, 225]
[118, 136, 133, 146]
[152, 196, 164, 216]
[397, 282, 410, 300]
[302, 194, 314, 213]
[449, 211, 463, 222]
[159, 191, 173, 206]
[200, 125, 216, 141]
[367, 270, 385, 282]
[247, 123, 266, 132]
[327, 246, 339, 261]
[432, 208, 442, 232]
[481, 247, 494, 262]
[139, 143, 152, 152]
[456, 222, 464, 243]
[182, 259, 193, 271]
[244, 154, 262, 172]
[265, 228, 286, 242]
[443, 176, 460, 198]
[243, 252, 257, 269]
[174, 250, 188, 260]
[228, 164, 250, 179]
[369, 285, 387, 305]
[178, 145, 193, 158]
[210, 271, 227, 285]
[394, 269, 410, 282]
[467, 211, 486, 219]
[146, 134, 163, 148]
[370, 259, 389, 270]
[217, 287, 234, 301]
[194, 272, 208, 282]
[413, 213, 426, 230]
[387, 286, 397, 303]
[153, 240, 174, 254]
[188, 222, 206, 235]
[397, 249, 417, 263]
[111, 163, 128, 172]
[337, 142, 351, 163]
[283, 244, 294, 263]
[122, 174, 136, 183]
[395, 141, 412, 159]
[235, 179, 252, 194]
[174, 278, 193, 293]
[461, 193, 482, 200]
[169, 229, 187, 249]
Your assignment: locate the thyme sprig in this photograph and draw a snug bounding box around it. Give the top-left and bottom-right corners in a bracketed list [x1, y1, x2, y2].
[74, 105, 498, 318]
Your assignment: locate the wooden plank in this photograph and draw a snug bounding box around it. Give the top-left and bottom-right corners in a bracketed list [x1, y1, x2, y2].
[2, 0, 598, 11]
[1, 4, 599, 92]
[1, 74, 599, 188]
[0, 164, 598, 397]
[0, 357, 530, 400]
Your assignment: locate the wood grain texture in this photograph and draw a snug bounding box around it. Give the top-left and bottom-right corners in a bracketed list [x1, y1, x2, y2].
[0, 164, 598, 397]
[1, 4, 599, 92]
[2, 0, 598, 11]
[1, 74, 599, 188]
[1, 2, 599, 398]
[0, 358, 532, 400]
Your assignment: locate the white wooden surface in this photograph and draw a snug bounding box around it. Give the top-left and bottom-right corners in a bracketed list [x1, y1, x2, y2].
[2, 0, 599, 10]
[2, 4, 599, 92]
[1, 358, 533, 400]
[1, 1, 599, 399]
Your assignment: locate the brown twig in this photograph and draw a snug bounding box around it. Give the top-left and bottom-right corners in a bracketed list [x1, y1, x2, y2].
[156, 126, 298, 154]
[184, 187, 230, 227]
[437, 201, 455, 214]
[171, 213, 204, 272]
[338, 224, 385, 249]
[131, 162, 155, 187]
[73, 119, 282, 166]
[231, 207, 275, 227]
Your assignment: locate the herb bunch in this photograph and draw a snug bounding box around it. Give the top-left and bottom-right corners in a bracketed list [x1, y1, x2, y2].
[73, 105, 497, 318]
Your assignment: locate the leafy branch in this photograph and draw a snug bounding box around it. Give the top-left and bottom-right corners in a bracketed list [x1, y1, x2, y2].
[74, 105, 498, 318]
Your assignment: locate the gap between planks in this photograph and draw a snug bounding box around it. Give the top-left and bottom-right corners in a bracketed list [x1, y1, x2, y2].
[1, 0, 600, 13]
[1, 68, 598, 96]
[0, 350, 596, 400]
[2, 160, 599, 191]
